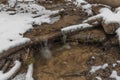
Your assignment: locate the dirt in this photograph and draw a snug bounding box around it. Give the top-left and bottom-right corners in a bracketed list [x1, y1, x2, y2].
[2, 1, 119, 80]
[30, 43, 120, 80]
[34, 44, 101, 80]
[22, 1, 120, 80]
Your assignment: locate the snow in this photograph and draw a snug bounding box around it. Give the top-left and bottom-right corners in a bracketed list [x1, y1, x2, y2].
[26, 64, 34, 80]
[91, 56, 96, 59]
[117, 60, 120, 64]
[12, 64, 34, 80]
[8, 0, 16, 7]
[96, 76, 102, 80]
[74, 0, 87, 5]
[83, 7, 120, 40]
[110, 70, 120, 80]
[81, 4, 92, 15]
[0, 60, 21, 80]
[116, 28, 120, 40]
[84, 7, 120, 24]
[18, 0, 34, 1]
[12, 73, 26, 80]
[0, 1, 59, 53]
[61, 23, 92, 33]
[73, 0, 93, 15]
[113, 63, 117, 67]
[90, 63, 108, 74]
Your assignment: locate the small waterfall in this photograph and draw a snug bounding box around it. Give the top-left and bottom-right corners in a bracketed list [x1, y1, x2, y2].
[62, 31, 71, 49]
[40, 40, 52, 59]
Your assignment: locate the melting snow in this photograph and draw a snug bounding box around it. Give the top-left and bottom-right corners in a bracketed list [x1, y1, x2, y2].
[84, 7, 120, 41]
[0, 1, 59, 53]
[90, 63, 108, 74]
[12, 64, 34, 80]
[73, 0, 93, 15]
[113, 63, 117, 67]
[117, 60, 120, 64]
[84, 8, 120, 24]
[0, 60, 21, 80]
[96, 76, 102, 80]
[110, 70, 120, 80]
[26, 64, 34, 80]
[61, 23, 92, 33]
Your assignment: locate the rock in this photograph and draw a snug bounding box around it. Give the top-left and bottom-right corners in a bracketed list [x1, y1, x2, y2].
[87, 0, 120, 7]
[103, 37, 119, 48]
[92, 4, 110, 14]
[68, 29, 106, 43]
[102, 22, 120, 34]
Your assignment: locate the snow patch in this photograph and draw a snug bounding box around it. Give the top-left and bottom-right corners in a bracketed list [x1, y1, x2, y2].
[8, 0, 16, 7]
[116, 28, 120, 41]
[113, 63, 117, 67]
[90, 63, 108, 74]
[96, 76, 102, 80]
[84, 7, 120, 24]
[110, 70, 120, 80]
[12, 63, 34, 80]
[73, 0, 93, 15]
[0, 1, 59, 53]
[117, 60, 120, 64]
[26, 64, 34, 80]
[61, 23, 92, 33]
[0, 60, 21, 80]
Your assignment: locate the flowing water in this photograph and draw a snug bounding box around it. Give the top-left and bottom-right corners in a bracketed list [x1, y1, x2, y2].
[40, 40, 52, 59]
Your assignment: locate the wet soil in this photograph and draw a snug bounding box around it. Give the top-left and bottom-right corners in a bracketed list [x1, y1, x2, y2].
[22, 1, 120, 80]
[31, 43, 120, 80]
[33, 44, 101, 80]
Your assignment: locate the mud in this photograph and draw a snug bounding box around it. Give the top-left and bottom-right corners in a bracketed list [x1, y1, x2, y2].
[0, 1, 119, 80]
[23, 2, 120, 80]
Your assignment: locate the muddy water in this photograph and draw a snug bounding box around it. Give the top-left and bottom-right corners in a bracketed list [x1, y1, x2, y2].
[31, 42, 120, 80]
[33, 44, 101, 80]
[23, 2, 120, 80]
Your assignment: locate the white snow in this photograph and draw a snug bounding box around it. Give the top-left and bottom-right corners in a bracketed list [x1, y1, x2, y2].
[0, 60, 21, 80]
[18, 0, 34, 1]
[73, 0, 93, 15]
[96, 76, 102, 80]
[74, 0, 87, 5]
[12, 73, 26, 80]
[0, 1, 59, 53]
[84, 7, 120, 24]
[113, 63, 117, 67]
[61, 23, 92, 33]
[90, 63, 108, 74]
[26, 64, 34, 80]
[110, 70, 120, 80]
[82, 4, 92, 15]
[116, 28, 120, 40]
[8, 0, 17, 7]
[117, 60, 120, 64]
[91, 56, 96, 59]
[83, 7, 120, 41]
[12, 63, 34, 80]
